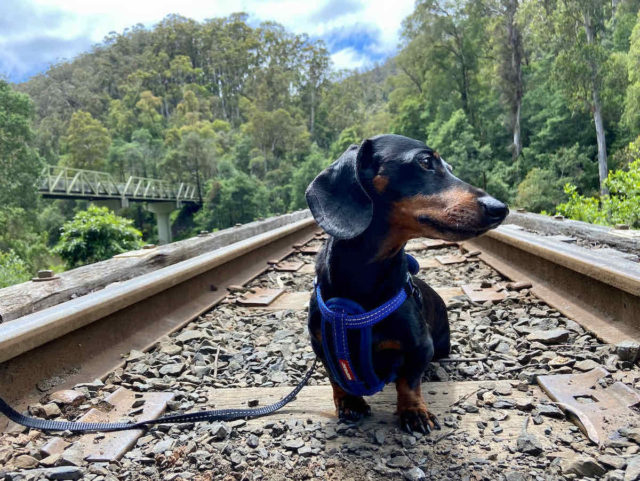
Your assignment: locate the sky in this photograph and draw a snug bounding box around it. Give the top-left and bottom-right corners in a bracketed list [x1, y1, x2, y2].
[0, 0, 415, 83]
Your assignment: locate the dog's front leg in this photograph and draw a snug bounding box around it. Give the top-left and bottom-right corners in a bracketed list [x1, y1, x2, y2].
[331, 381, 371, 422]
[396, 377, 441, 434]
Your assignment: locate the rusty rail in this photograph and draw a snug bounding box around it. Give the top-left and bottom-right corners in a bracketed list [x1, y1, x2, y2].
[463, 224, 640, 345]
[0, 215, 317, 424]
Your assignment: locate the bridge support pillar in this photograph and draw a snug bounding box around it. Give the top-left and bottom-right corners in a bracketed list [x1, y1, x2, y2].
[146, 202, 177, 245]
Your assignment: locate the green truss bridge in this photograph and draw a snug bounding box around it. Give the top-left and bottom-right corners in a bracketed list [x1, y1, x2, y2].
[39, 165, 201, 244]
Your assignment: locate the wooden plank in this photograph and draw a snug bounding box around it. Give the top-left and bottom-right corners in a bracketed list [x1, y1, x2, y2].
[462, 284, 508, 303]
[435, 287, 464, 304]
[406, 240, 427, 252]
[196, 381, 571, 459]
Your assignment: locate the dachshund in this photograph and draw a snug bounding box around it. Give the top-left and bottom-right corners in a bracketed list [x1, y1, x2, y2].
[305, 134, 508, 434]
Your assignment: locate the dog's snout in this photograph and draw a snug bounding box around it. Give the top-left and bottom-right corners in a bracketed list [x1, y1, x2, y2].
[478, 196, 508, 222]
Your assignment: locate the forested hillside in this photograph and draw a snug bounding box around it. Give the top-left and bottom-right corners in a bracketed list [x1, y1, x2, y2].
[3, 0, 640, 286]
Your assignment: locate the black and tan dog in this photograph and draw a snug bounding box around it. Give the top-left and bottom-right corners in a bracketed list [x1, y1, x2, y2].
[305, 134, 508, 434]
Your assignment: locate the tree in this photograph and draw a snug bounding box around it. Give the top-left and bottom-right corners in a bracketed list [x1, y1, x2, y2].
[197, 172, 269, 230]
[135, 90, 164, 135]
[401, 0, 488, 130]
[0, 80, 43, 209]
[528, 0, 614, 194]
[488, 0, 525, 160]
[64, 111, 111, 170]
[623, 11, 640, 134]
[54, 206, 143, 268]
[426, 109, 492, 189]
[245, 108, 310, 173]
[300, 41, 330, 137]
[163, 121, 219, 202]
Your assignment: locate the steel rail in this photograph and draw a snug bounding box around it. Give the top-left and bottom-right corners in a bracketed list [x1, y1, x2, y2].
[463, 225, 640, 345]
[0, 216, 317, 425]
[0, 217, 315, 364]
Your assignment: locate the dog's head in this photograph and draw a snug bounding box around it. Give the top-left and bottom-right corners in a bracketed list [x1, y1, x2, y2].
[306, 134, 508, 251]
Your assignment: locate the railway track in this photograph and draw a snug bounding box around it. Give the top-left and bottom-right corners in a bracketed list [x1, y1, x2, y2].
[1, 212, 639, 480]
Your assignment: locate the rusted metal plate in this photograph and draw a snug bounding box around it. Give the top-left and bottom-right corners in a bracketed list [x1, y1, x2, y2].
[462, 284, 507, 303]
[299, 264, 315, 275]
[274, 261, 304, 272]
[435, 254, 468, 265]
[299, 245, 321, 255]
[264, 292, 311, 311]
[434, 287, 464, 304]
[70, 387, 174, 462]
[406, 240, 424, 251]
[538, 368, 640, 446]
[418, 258, 440, 269]
[237, 288, 285, 306]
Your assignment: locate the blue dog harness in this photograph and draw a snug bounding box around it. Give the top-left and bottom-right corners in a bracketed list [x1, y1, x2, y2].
[315, 254, 420, 396]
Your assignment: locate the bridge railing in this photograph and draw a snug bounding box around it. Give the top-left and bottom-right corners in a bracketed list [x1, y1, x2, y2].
[41, 165, 121, 198]
[39, 166, 200, 203]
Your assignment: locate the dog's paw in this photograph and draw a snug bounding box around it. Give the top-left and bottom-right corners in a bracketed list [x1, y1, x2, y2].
[398, 406, 441, 434]
[336, 395, 371, 422]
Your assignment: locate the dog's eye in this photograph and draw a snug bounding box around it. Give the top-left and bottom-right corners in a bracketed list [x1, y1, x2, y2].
[419, 157, 435, 171]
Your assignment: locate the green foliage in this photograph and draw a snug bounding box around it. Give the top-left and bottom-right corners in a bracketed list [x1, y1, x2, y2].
[196, 172, 269, 231]
[516, 168, 564, 212]
[556, 143, 640, 227]
[64, 111, 111, 170]
[3, 1, 640, 291]
[0, 207, 50, 273]
[427, 109, 492, 189]
[0, 250, 31, 288]
[54, 206, 143, 268]
[289, 145, 331, 210]
[623, 11, 640, 132]
[0, 80, 42, 210]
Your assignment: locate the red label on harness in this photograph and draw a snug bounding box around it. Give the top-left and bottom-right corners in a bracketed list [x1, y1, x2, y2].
[339, 359, 355, 381]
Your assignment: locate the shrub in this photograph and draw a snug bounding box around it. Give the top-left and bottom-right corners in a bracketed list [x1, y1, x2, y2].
[0, 250, 31, 288]
[516, 168, 565, 213]
[556, 158, 640, 227]
[54, 206, 143, 268]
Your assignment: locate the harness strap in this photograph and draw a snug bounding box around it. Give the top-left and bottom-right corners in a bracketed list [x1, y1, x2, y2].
[316, 254, 419, 397]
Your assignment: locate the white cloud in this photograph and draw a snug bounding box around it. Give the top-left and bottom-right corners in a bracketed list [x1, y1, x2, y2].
[1, 0, 415, 81]
[331, 47, 371, 71]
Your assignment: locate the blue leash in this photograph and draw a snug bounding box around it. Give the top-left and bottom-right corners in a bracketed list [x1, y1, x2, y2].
[0, 360, 317, 432]
[0, 254, 420, 431]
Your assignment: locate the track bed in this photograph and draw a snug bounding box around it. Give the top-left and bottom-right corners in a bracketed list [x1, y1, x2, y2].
[1, 233, 640, 480]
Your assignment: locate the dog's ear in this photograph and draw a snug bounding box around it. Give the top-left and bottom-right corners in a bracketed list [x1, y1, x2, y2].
[305, 140, 375, 239]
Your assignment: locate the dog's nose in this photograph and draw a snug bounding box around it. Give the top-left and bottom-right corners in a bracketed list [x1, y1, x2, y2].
[478, 196, 509, 222]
